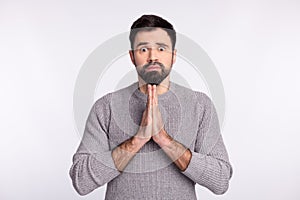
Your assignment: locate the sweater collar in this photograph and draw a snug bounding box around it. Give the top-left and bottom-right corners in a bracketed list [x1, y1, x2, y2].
[132, 81, 176, 102]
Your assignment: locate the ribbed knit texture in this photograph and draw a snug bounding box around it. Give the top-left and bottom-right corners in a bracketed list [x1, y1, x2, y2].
[69, 81, 233, 199]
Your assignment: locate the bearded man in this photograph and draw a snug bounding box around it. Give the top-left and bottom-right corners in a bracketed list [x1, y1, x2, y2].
[69, 14, 233, 200]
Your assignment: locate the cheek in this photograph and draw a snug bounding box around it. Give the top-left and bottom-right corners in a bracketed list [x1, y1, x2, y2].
[134, 55, 147, 65]
[162, 55, 173, 64]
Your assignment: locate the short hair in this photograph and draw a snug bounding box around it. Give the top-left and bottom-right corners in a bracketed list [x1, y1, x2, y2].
[129, 14, 176, 51]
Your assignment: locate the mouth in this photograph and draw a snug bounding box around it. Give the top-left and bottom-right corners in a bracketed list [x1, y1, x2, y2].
[145, 64, 161, 72]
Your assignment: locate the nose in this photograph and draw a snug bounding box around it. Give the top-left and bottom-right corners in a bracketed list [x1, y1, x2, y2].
[147, 48, 158, 63]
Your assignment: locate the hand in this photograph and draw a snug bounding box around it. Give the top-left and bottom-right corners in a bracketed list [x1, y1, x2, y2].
[151, 85, 165, 137]
[135, 84, 169, 145]
[151, 85, 173, 146]
[135, 84, 153, 142]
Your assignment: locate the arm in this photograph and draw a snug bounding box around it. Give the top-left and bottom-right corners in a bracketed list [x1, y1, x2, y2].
[151, 85, 192, 171]
[155, 130, 232, 195]
[112, 84, 153, 171]
[69, 95, 121, 195]
[152, 129, 192, 171]
[181, 93, 233, 195]
[111, 136, 148, 171]
[70, 88, 153, 195]
[153, 90, 233, 195]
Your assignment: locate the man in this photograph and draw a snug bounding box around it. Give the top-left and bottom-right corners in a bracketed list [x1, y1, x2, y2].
[69, 14, 233, 199]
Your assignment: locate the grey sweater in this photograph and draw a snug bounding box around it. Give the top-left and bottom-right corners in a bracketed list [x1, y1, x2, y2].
[69, 81, 233, 199]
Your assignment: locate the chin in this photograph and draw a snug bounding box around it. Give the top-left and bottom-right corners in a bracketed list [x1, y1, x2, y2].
[148, 82, 159, 86]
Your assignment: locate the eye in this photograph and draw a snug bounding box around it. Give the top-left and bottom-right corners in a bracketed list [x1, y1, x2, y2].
[140, 47, 148, 52]
[158, 46, 166, 51]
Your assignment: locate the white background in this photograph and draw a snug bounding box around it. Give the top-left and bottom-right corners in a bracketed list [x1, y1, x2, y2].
[1, 0, 300, 199]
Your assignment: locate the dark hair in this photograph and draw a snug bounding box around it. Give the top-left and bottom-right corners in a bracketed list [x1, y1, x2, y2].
[129, 14, 176, 50]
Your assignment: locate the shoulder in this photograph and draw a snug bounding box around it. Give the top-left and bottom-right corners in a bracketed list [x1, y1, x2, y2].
[93, 82, 137, 110]
[172, 82, 212, 106]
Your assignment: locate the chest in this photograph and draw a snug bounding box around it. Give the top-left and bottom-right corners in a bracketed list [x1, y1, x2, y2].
[107, 100, 202, 151]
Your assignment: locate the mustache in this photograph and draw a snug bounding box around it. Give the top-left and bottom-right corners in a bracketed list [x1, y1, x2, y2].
[143, 62, 165, 70]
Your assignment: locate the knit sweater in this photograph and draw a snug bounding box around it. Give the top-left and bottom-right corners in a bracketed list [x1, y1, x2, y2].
[69, 81, 233, 199]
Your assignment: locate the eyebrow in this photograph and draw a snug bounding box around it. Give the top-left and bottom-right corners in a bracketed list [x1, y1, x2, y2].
[135, 42, 170, 48]
[156, 42, 169, 48]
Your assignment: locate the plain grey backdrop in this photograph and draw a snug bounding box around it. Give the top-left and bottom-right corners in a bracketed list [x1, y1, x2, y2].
[1, 0, 300, 199]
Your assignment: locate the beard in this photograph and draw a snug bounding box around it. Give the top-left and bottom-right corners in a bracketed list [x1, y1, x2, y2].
[136, 61, 171, 85]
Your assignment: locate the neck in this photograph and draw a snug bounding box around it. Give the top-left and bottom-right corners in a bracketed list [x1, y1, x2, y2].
[138, 76, 170, 95]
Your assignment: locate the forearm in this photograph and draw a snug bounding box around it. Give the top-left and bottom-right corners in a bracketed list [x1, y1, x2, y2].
[182, 150, 232, 195]
[182, 135, 233, 195]
[153, 130, 192, 171]
[70, 150, 120, 195]
[112, 136, 147, 172]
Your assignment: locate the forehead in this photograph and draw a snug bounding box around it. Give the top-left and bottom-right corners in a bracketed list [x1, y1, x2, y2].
[134, 28, 172, 47]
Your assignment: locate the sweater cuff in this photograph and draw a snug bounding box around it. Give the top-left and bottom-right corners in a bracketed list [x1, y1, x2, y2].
[181, 151, 207, 183]
[90, 151, 121, 185]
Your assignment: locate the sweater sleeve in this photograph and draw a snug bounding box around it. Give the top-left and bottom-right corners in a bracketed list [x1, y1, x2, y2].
[69, 94, 121, 196]
[181, 93, 233, 195]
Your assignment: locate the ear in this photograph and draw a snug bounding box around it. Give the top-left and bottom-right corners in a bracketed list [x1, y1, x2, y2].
[129, 50, 136, 66]
[172, 49, 177, 65]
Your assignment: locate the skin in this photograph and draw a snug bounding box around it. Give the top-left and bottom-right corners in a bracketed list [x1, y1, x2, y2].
[112, 28, 192, 172]
[129, 28, 176, 94]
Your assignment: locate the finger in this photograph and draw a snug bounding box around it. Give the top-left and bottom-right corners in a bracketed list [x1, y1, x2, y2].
[146, 84, 151, 108]
[153, 85, 158, 105]
[148, 84, 153, 112]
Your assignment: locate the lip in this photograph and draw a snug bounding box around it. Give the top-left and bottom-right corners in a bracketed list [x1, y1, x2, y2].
[146, 65, 161, 71]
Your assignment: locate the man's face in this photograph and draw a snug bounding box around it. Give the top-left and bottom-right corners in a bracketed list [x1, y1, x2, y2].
[129, 28, 176, 85]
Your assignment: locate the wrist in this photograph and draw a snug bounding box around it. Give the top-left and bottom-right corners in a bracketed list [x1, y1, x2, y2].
[152, 129, 173, 147]
[132, 135, 149, 149]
